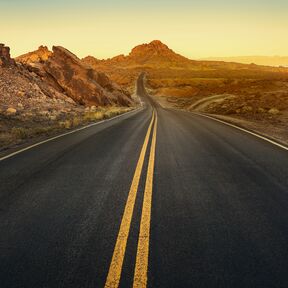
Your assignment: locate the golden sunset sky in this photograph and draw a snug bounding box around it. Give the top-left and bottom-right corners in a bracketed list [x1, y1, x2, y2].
[1, 0, 288, 59]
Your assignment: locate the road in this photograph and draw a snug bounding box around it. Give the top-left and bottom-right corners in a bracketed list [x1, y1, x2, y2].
[0, 74, 288, 288]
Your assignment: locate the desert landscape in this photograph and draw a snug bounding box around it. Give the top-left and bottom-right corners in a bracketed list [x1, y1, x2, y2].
[2, 0, 288, 286]
[82, 40, 288, 144]
[1, 40, 288, 154]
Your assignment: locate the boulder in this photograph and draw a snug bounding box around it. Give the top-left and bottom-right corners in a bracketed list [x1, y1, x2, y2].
[6, 107, 17, 115]
[268, 108, 280, 115]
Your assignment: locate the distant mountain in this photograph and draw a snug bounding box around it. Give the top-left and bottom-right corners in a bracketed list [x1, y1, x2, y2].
[83, 40, 195, 68]
[127, 40, 193, 66]
[200, 56, 288, 67]
[82, 40, 288, 90]
[83, 40, 287, 72]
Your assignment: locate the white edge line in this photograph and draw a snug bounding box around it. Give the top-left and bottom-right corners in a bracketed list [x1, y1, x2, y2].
[191, 112, 288, 151]
[0, 107, 143, 162]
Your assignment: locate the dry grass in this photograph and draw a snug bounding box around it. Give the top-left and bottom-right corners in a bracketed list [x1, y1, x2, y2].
[83, 111, 104, 121]
[1, 106, 135, 154]
[11, 126, 54, 140]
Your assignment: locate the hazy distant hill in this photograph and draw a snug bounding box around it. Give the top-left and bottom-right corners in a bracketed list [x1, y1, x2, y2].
[83, 40, 196, 69]
[200, 56, 288, 67]
[82, 40, 288, 91]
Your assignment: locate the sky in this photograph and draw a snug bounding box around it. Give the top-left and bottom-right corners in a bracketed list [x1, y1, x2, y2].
[1, 0, 288, 59]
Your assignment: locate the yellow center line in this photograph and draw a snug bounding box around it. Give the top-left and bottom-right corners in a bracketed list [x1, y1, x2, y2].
[104, 111, 155, 288]
[133, 113, 158, 288]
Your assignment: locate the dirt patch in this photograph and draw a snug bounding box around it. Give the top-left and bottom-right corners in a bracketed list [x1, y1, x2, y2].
[206, 114, 288, 147]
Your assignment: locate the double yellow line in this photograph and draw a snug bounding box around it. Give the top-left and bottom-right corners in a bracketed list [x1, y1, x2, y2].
[105, 111, 157, 288]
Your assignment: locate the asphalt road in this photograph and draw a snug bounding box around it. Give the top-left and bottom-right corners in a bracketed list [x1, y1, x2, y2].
[0, 74, 288, 288]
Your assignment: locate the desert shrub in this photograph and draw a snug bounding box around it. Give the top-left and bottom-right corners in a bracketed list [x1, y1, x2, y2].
[11, 126, 53, 139]
[84, 111, 104, 121]
[11, 127, 29, 139]
[32, 127, 52, 135]
[58, 120, 72, 129]
[103, 110, 114, 119]
[72, 116, 81, 127]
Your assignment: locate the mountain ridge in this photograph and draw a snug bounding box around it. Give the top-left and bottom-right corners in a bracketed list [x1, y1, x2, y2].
[83, 40, 195, 68]
[200, 55, 288, 67]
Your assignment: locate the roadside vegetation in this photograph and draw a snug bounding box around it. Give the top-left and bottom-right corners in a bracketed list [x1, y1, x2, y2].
[0, 106, 134, 155]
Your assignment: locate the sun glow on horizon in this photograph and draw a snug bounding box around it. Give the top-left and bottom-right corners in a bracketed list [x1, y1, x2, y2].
[1, 0, 288, 59]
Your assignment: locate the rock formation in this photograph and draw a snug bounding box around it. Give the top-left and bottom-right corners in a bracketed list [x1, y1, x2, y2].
[44, 46, 132, 106]
[128, 40, 190, 65]
[16, 45, 133, 106]
[0, 44, 15, 67]
[82, 40, 195, 69]
[81, 55, 101, 67]
[15, 45, 52, 64]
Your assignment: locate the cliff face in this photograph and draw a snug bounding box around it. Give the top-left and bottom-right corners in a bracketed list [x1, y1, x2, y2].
[44, 46, 132, 106]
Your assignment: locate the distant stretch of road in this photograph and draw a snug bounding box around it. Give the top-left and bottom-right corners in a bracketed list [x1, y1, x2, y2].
[0, 74, 288, 288]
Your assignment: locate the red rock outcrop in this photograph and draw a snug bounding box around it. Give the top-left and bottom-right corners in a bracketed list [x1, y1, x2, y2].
[16, 45, 52, 64]
[45, 46, 132, 106]
[81, 55, 101, 67]
[0, 44, 15, 67]
[82, 40, 195, 69]
[128, 40, 190, 65]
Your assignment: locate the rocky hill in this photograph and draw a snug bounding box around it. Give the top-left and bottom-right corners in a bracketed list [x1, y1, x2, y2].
[16, 45, 132, 106]
[83, 40, 193, 68]
[0, 44, 134, 153]
[0, 44, 76, 116]
[45, 46, 132, 106]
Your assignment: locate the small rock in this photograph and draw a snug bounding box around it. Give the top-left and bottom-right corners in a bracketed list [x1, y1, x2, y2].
[23, 112, 33, 118]
[6, 107, 17, 115]
[38, 110, 49, 117]
[17, 91, 25, 97]
[17, 103, 24, 109]
[268, 108, 279, 115]
[242, 105, 253, 112]
[49, 115, 57, 121]
[90, 105, 97, 112]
